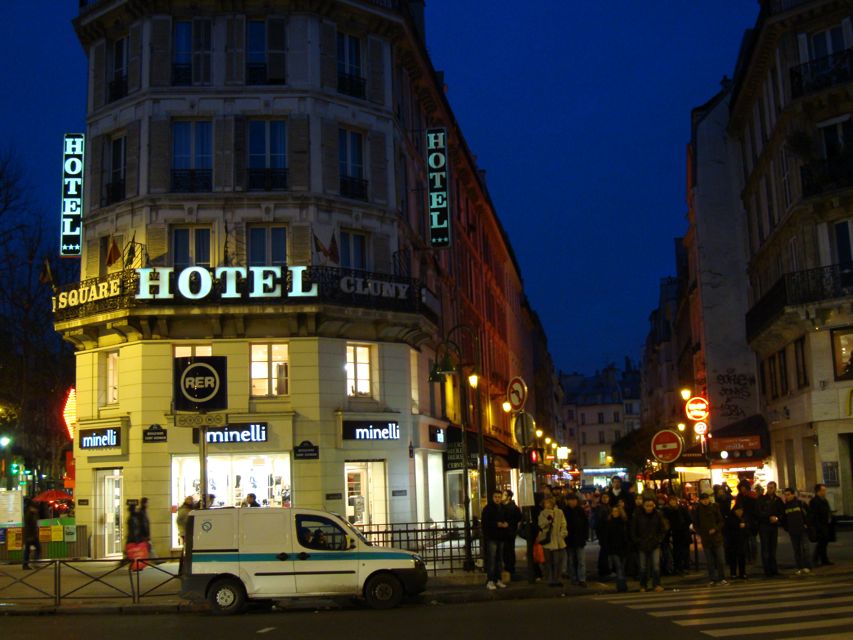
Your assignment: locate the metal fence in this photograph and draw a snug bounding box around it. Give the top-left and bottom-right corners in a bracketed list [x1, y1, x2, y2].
[0, 556, 182, 606]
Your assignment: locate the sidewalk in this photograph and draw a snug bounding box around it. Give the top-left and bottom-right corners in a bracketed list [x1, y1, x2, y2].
[0, 529, 849, 615]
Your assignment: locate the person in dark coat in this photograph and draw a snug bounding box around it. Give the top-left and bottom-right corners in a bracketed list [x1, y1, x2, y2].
[663, 495, 692, 575]
[502, 489, 523, 578]
[782, 487, 811, 574]
[693, 491, 726, 585]
[630, 497, 667, 592]
[724, 505, 750, 579]
[126, 503, 144, 546]
[809, 483, 833, 567]
[481, 489, 509, 589]
[562, 493, 589, 586]
[756, 481, 784, 577]
[593, 493, 612, 577]
[602, 504, 630, 592]
[733, 480, 758, 563]
[715, 484, 732, 520]
[22, 499, 41, 570]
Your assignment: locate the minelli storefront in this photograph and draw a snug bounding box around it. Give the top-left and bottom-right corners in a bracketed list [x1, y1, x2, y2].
[54, 264, 446, 557]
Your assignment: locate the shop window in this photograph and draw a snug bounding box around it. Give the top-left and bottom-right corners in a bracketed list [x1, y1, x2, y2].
[346, 343, 372, 397]
[174, 345, 212, 358]
[248, 225, 287, 267]
[795, 337, 809, 388]
[295, 514, 349, 551]
[251, 343, 289, 396]
[100, 350, 119, 406]
[831, 328, 853, 380]
[172, 227, 211, 270]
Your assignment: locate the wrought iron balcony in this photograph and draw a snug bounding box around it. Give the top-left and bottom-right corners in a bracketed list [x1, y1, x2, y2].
[171, 169, 212, 193]
[801, 154, 853, 197]
[340, 175, 368, 200]
[746, 262, 853, 341]
[172, 63, 192, 86]
[108, 75, 127, 102]
[248, 168, 288, 191]
[102, 180, 125, 206]
[338, 71, 366, 99]
[790, 48, 853, 99]
[246, 63, 285, 85]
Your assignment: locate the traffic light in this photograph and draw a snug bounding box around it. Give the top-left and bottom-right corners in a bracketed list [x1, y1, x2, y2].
[10, 461, 19, 475]
[529, 448, 543, 465]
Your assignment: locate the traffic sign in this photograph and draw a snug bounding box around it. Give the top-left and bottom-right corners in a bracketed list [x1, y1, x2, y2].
[685, 397, 710, 421]
[651, 429, 683, 463]
[513, 411, 536, 446]
[693, 421, 708, 436]
[507, 377, 528, 411]
[174, 356, 228, 411]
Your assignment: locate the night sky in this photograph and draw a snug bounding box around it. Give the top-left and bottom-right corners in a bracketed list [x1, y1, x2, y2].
[0, 1, 759, 375]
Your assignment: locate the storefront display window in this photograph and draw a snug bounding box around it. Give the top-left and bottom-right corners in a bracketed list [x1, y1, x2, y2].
[171, 453, 291, 547]
[831, 328, 853, 380]
[344, 460, 387, 525]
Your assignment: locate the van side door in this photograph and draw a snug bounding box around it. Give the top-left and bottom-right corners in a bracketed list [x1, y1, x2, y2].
[293, 513, 359, 594]
[239, 509, 296, 597]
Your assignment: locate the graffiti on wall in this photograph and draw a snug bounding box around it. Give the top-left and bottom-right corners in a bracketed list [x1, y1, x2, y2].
[715, 369, 756, 421]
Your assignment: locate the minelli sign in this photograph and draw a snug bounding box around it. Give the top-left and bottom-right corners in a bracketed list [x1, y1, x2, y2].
[342, 420, 401, 441]
[426, 128, 450, 248]
[79, 427, 121, 450]
[60, 134, 85, 257]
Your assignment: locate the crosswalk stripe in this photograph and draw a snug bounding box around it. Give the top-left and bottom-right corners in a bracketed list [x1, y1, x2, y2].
[778, 633, 853, 640]
[675, 603, 853, 627]
[703, 615, 853, 637]
[599, 579, 851, 604]
[619, 583, 852, 611]
[649, 593, 853, 618]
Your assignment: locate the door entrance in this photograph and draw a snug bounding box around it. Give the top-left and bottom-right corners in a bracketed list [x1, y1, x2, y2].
[95, 468, 123, 557]
[344, 461, 387, 525]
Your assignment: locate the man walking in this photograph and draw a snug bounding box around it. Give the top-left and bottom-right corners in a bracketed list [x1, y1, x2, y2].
[502, 489, 522, 579]
[563, 493, 589, 587]
[481, 489, 509, 590]
[631, 496, 667, 592]
[756, 481, 784, 577]
[809, 484, 833, 567]
[782, 487, 811, 575]
[693, 491, 727, 585]
[22, 499, 41, 570]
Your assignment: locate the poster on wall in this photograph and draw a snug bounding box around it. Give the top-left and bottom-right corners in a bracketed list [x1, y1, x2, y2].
[39, 526, 52, 543]
[0, 489, 22, 525]
[6, 527, 22, 550]
[51, 525, 64, 542]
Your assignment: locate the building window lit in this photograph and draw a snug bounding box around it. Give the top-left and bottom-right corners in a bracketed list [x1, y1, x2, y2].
[174, 345, 212, 358]
[831, 328, 853, 381]
[346, 344, 371, 397]
[251, 344, 289, 397]
[101, 351, 119, 406]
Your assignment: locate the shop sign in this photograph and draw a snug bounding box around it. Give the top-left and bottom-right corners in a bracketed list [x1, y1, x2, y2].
[52, 273, 121, 312]
[428, 426, 445, 443]
[79, 427, 121, 450]
[136, 266, 318, 301]
[192, 423, 269, 444]
[708, 435, 761, 452]
[325, 493, 343, 500]
[60, 133, 84, 257]
[340, 276, 409, 300]
[392, 489, 407, 497]
[342, 420, 400, 441]
[294, 440, 320, 460]
[77, 498, 90, 506]
[444, 441, 477, 471]
[174, 356, 228, 411]
[426, 128, 451, 248]
[143, 424, 168, 443]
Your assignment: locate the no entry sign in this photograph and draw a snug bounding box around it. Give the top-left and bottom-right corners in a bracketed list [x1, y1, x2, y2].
[651, 429, 683, 463]
[685, 397, 710, 421]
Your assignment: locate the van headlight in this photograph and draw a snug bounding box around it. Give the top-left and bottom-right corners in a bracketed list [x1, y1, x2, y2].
[412, 554, 425, 569]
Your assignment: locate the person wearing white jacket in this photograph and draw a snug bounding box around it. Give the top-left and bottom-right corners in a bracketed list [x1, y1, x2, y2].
[538, 496, 568, 586]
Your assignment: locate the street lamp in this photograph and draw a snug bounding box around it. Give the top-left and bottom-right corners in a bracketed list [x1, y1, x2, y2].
[0, 435, 11, 491]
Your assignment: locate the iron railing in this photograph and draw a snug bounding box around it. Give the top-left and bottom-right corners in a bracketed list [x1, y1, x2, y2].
[248, 168, 289, 191]
[340, 175, 369, 200]
[171, 168, 212, 193]
[801, 154, 853, 197]
[790, 48, 853, 98]
[338, 71, 367, 99]
[747, 262, 853, 341]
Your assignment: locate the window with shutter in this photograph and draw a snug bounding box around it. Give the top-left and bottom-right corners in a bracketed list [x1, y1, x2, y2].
[171, 121, 213, 192]
[337, 32, 365, 98]
[248, 120, 288, 191]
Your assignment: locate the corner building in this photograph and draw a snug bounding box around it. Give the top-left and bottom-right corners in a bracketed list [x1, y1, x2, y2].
[61, 0, 537, 556]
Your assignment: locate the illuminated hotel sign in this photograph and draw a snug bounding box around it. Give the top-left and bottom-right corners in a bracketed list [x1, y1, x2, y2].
[426, 128, 450, 248]
[342, 420, 401, 441]
[192, 423, 269, 444]
[60, 133, 85, 257]
[79, 427, 121, 450]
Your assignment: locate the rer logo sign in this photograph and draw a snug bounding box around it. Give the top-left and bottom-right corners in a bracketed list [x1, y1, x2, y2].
[651, 429, 683, 463]
[426, 128, 451, 248]
[174, 356, 228, 412]
[60, 134, 85, 257]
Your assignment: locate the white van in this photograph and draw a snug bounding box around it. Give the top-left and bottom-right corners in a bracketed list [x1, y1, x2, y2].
[180, 507, 427, 614]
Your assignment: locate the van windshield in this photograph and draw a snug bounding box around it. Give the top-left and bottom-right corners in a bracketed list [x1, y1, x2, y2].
[338, 516, 372, 546]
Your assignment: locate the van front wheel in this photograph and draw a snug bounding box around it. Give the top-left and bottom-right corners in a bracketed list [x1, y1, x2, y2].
[208, 577, 247, 615]
[364, 573, 403, 609]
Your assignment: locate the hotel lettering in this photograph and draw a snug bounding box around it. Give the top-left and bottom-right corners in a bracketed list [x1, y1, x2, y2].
[60, 133, 85, 257]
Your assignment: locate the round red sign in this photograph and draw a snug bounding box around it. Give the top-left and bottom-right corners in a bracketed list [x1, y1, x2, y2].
[685, 397, 710, 422]
[651, 429, 683, 463]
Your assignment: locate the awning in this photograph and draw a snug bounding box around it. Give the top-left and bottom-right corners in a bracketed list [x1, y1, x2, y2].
[708, 414, 770, 460]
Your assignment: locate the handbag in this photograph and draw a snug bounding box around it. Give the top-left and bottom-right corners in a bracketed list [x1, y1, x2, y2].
[538, 524, 552, 546]
[532, 541, 545, 564]
[125, 541, 149, 571]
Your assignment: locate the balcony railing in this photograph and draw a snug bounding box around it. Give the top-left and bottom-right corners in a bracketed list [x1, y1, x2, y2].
[338, 71, 366, 99]
[246, 62, 285, 85]
[801, 154, 853, 197]
[102, 179, 125, 206]
[172, 63, 192, 86]
[171, 169, 212, 193]
[746, 262, 853, 341]
[790, 48, 853, 99]
[248, 168, 288, 191]
[340, 175, 368, 200]
[108, 75, 127, 102]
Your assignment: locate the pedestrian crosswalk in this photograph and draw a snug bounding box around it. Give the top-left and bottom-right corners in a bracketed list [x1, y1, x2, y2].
[594, 576, 853, 638]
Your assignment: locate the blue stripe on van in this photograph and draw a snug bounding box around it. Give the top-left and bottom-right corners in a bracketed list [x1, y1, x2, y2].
[191, 551, 414, 563]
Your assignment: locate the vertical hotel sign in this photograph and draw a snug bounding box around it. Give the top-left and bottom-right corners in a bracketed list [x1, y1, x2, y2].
[60, 134, 85, 257]
[426, 128, 450, 247]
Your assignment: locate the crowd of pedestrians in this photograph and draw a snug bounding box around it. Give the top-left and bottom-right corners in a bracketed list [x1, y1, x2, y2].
[480, 475, 837, 592]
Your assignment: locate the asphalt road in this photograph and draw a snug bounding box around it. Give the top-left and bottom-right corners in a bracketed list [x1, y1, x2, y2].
[4, 573, 852, 640]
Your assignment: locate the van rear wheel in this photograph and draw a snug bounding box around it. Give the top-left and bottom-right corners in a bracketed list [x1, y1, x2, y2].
[208, 577, 247, 615]
[364, 573, 403, 609]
